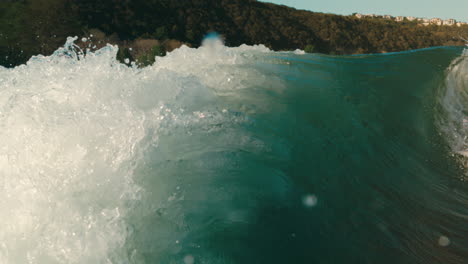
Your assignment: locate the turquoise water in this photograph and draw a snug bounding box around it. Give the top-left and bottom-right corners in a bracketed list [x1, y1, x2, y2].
[0, 40, 467, 263]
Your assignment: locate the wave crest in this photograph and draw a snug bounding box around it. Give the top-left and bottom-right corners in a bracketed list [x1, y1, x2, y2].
[438, 50, 468, 169]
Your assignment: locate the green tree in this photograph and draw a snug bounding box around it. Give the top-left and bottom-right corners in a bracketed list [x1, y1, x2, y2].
[304, 44, 315, 53]
[154, 26, 168, 39]
[137, 44, 166, 66]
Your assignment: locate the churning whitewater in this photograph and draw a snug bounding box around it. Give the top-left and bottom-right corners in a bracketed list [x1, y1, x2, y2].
[0, 37, 467, 264]
[438, 49, 468, 161]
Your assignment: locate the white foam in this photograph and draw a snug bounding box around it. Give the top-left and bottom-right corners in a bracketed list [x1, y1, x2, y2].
[293, 49, 306, 55]
[438, 50, 468, 169]
[0, 38, 276, 263]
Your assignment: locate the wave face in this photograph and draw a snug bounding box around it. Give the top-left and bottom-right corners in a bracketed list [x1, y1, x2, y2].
[0, 39, 467, 264]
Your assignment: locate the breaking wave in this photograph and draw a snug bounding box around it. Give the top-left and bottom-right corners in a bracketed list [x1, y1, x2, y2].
[0, 38, 467, 264]
[437, 49, 468, 163]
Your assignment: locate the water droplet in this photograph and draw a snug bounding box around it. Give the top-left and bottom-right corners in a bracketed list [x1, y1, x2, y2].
[184, 255, 195, 264]
[302, 194, 317, 207]
[438, 236, 450, 247]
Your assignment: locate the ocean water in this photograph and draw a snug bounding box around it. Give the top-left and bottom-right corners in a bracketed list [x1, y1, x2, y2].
[0, 38, 467, 264]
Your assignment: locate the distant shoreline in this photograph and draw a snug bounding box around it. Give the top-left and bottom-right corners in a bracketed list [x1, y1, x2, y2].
[1, 0, 468, 67]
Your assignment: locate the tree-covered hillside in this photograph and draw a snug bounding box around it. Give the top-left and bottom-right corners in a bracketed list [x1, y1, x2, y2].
[1, 0, 467, 67]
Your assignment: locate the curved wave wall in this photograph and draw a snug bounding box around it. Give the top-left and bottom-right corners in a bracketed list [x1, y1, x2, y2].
[0, 39, 467, 264]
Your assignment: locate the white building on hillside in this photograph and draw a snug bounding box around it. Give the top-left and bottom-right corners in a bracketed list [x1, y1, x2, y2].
[430, 18, 442, 25]
[352, 12, 463, 28]
[443, 19, 456, 26]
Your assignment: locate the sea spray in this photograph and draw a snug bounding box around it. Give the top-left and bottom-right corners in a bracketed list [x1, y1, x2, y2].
[0, 38, 283, 263]
[1, 39, 468, 264]
[437, 48, 468, 171]
[0, 40, 153, 264]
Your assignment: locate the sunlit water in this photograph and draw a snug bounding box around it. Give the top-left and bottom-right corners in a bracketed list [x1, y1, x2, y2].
[0, 38, 467, 264]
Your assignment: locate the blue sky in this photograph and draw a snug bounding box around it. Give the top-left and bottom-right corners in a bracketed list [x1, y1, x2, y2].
[262, 0, 468, 22]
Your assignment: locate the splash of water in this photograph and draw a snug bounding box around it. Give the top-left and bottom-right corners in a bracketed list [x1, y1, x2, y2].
[0, 38, 273, 263]
[437, 49, 468, 163]
[1, 38, 468, 264]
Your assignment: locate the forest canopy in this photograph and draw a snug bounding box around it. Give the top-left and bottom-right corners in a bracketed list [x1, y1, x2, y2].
[0, 0, 467, 67]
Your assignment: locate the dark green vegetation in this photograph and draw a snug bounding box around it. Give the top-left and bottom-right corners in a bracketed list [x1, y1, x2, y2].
[136, 45, 167, 66]
[1, 0, 467, 67]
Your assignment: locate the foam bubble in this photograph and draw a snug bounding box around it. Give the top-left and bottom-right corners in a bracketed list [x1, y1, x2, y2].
[438, 236, 450, 247]
[184, 254, 195, 264]
[302, 194, 318, 207]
